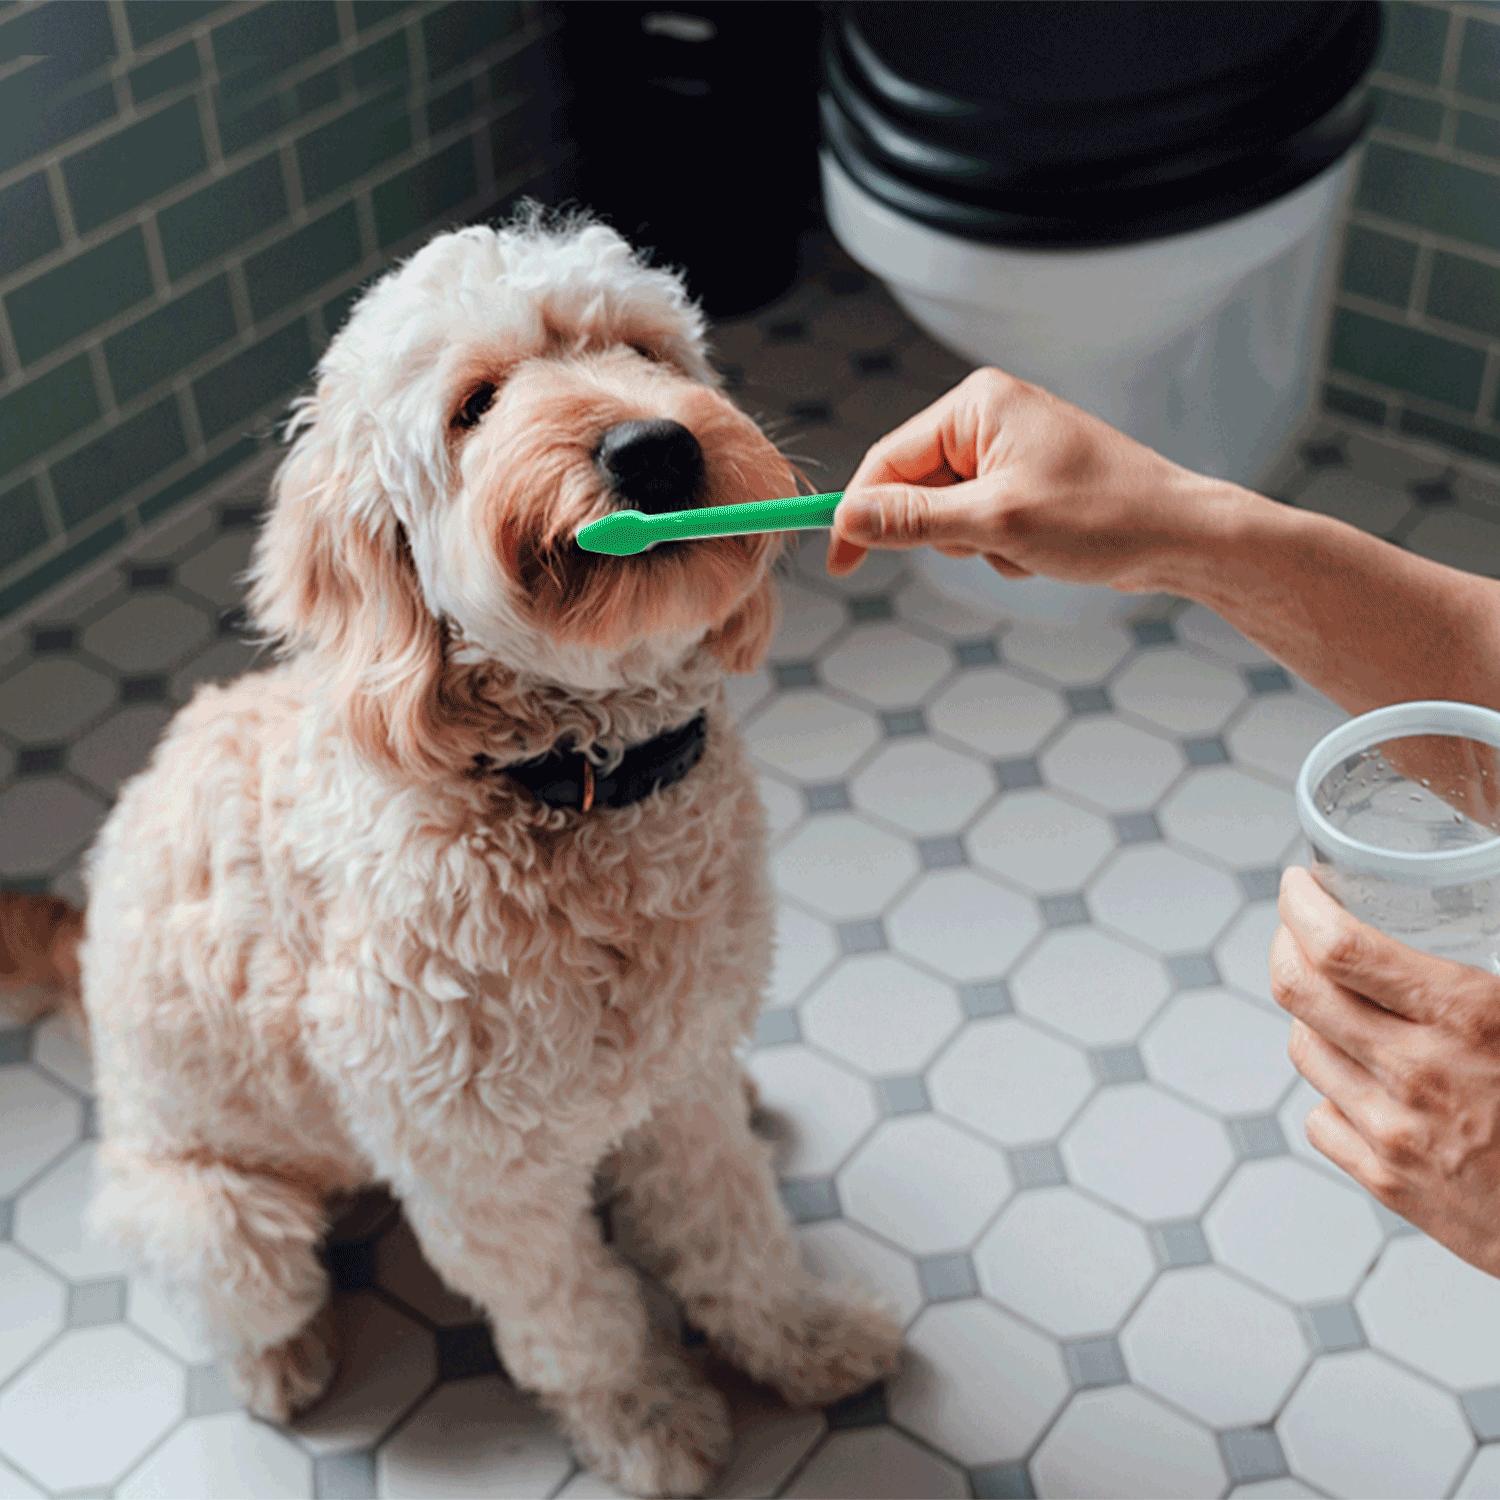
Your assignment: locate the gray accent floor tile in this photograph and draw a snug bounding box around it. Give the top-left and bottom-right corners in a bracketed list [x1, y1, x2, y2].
[1008, 1143, 1067, 1189]
[1113, 811, 1162, 844]
[956, 639, 1000, 667]
[0, 1028, 32, 1065]
[79, 1098, 98, 1139]
[1166, 952, 1221, 989]
[127, 563, 173, 590]
[66, 1278, 126, 1327]
[837, 919, 887, 954]
[824, 1383, 887, 1429]
[16, 746, 65, 776]
[186, 1361, 242, 1417]
[1301, 438, 1345, 468]
[327, 1237, 378, 1292]
[1064, 686, 1112, 715]
[1411, 474, 1456, 505]
[1152, 1220, 1212, 1267]
[1063, 1335, 1129, 1389]
[849, 596, 894, 623]
[773, 662, 818, 689]
[1463, 1387, 1500, 1442]
[1219, 1427, 1290, 1484]
[918, 836, 966, 870]
[314, 1449, 379, 1500]
[995, 757, 1043, 791]
[959, 980, 1013, 1018]
[1040, 892, 1091, 927]
[1228, 1115, 1290, 1160]
[875, 1074, 930, 1116]
[31, 626, 75, 653]
[1246, 665, 1294, 695]
[435, 1323, 502, 1381]
[879, 708, 926, 737]
[218, 604, 250, 638]
[804, 781, 852, 813]
[121, 674, 170, 704]
[218, 503, 261, 531]
[1091, 1044, 1147, 1085]
[0, 1199, 12, 1239]
[1237, 867, 1283, 901]
[917, 1253, 979, 1302]
[970, 1461, 1036, 1499]
[754, 1008, 801, 1047]
[1130, 618, 1177, 647]
[1304, 1301, 1367, 1354]
[1183, 736, 1230, 766]
[780, 1177, 840, 1224]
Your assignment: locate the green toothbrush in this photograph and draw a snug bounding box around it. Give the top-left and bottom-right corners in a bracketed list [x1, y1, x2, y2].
[576, 491, 844, 557]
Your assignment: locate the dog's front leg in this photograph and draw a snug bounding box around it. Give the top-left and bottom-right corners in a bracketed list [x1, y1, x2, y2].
[610, 1081, 903, 1407]
[400, 1164, 730, 1497]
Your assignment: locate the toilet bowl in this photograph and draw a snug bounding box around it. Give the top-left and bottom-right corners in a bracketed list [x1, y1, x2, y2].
[821, 1, 1380, 623]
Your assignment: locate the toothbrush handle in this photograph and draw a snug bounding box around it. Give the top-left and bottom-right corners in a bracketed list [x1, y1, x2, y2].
[657, 491, 844, 543]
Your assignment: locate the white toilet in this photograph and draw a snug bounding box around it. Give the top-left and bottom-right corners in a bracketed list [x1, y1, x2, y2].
[821, 1, 1381, 622]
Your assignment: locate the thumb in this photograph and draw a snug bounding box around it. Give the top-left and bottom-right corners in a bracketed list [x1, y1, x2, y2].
[834, 479, 995, 551]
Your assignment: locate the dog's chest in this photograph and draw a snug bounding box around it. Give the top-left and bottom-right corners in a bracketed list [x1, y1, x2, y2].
[410, 748, 771, 1117]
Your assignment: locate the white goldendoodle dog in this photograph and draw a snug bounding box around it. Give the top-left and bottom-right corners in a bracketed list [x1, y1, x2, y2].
[2, 213, 901, 1495]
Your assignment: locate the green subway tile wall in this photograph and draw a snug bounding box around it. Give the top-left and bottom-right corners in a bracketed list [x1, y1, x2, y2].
[0, 0, 572, 625]
[1327, 3, 1500, 467]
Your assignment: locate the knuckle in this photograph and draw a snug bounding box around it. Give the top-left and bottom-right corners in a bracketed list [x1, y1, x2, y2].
[1371, 1112, 1423, 1166]
[1309, 918, 1367, 979]
[1268, 935, 1305, 1013]
[969, 367, 1016, 403]
[1392, 1061, 1436, 1111]
[1369, 1160, 1411, 1207]
[889, 489, 931, 543]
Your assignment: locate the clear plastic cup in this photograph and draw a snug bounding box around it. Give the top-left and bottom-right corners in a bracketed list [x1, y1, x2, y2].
[1295, 701, 1500, 974]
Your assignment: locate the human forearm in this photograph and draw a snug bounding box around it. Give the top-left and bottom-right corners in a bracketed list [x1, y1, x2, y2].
[833, 372, 1500, 718]
[1163, 483, 1500, 716]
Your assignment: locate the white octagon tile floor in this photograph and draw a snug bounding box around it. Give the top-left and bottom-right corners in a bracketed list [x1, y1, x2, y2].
[2, 238, 1498, 1497]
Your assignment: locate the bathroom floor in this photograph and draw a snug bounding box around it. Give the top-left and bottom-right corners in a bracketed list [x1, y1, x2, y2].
[6, 237, 1500, 1500]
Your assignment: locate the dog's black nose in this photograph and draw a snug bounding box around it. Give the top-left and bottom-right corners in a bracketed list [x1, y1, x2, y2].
[596, 419, 705, 514]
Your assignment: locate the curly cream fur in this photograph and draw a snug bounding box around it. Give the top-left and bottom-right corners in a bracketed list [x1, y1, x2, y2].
[79, 212, 899, 1494]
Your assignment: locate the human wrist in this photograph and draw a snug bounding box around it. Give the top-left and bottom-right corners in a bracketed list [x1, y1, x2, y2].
[1146, 473, 1286, 603]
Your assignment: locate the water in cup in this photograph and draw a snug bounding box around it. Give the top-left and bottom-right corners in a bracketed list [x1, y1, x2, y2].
[1305, 730, 1500, 973]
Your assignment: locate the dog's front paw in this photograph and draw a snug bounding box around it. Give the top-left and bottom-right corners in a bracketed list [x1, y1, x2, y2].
[732, 1282, 903, 1410]
[231, 1310, 337, 1423]
[548, 1346, 730, 1498]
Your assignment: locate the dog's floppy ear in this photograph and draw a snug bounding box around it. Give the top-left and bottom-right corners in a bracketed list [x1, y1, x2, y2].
[706, 570, 779, 675]
[248, 401, 448, 777]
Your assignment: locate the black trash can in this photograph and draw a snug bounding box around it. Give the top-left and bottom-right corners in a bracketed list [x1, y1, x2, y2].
[558, 1, 824, 316]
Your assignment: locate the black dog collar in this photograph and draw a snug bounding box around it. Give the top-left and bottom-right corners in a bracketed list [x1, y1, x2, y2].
[496, 713, 708, 813]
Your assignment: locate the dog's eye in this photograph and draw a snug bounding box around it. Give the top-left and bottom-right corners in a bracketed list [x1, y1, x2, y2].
[629, 343, 659, 363]
[454, 382, 497, 430]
